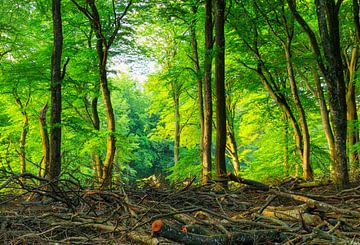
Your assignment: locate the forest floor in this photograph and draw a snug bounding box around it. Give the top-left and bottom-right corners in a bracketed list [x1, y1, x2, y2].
[1, 175, 360, 244]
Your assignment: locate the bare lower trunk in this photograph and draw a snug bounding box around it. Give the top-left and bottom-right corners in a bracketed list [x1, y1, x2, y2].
[99, 67, 116, 188]
[202, 0, 213, 184]
[91, 96, 103, 184]
[226, 125, 240, 175]
[174, 92, 180, 164]
[345, 47, 359, 177]
[311, 66, 335, 174]
[285, 47, 312, 180]
[19, 114, 28, 175]
[39, 104, 49, 178]
[190, 5, 205, 170]
[287, 0, 349, 188]
[283, 115, 289, 177]
[49, 0, 63, 182]
[215, 0, 227, 186]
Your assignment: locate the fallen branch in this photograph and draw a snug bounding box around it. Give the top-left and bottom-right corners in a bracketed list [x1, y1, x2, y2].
[151, 219, 288, 245]
[226, 173, 270, 191]
[271, 189, 360, 218]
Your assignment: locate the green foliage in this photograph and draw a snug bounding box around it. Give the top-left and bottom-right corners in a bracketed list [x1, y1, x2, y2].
[0, 0, 355, 187]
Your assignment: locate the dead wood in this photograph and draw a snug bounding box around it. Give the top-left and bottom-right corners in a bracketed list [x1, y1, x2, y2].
[226, 172, 270, 191]
[151, 219, 288, 245]
[1, 174, 360, 244]
[271, 189, 360, 218]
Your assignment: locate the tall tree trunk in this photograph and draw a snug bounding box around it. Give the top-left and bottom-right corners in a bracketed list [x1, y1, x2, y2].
[215, 0, 227, 185]
[71, 0, 133, 188]
[344, 47, 359, 176]
[190, 5, 205, 171]
[89, 2, 117, 188]
[226, 123, 240, 175]
[311, 66, 335, 172]
[39, 104, 49, 178]
[258, 2, 313, 180]
[287, 0, 349, 188]
[256, 69, 305, 177]
[98, 50, 116, 188]
[315, 0, 348, 188]
[283, 114, 289, 176]
[284, 46, 313, 180]
[19, 113, 28, 175]
[86, 30, 103, 185]
[49, 0, 63, 181]
[91, 95, 103, 184]
[202, 0, 213, 184]
[173, 90, 180, 164]
[13, 89, 30, 176]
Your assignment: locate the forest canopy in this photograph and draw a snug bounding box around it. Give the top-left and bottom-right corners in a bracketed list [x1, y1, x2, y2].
[0, 0, 359, 189]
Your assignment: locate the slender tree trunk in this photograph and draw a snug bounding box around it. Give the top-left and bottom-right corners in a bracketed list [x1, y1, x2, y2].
[202, 0, 213, 184]
[287, 0, 349, 188]
[39, 104, 49, 178]
[215, 0, 227, 185]
[173, 90, 180, 164]
[257, 3, 312, 180]
[311, 66, 335, 173]
[283, 114, 289, 177]
[13, 90, 30, 176]
[284, 46, 313, 180]
[85, 3, 117, 189]
[344, 47, 359, 176]
[98, 54, 116, 188]
[257, 70, 304, 175]
[19, 113, 28, 175]
[316, 0, 348, 188]
[49, 0, 63, 181]
[226, 123, 240, 175]
[190, 5, 205, 171]
[86, 31, 103, 185]
[91, 96, 103, 183]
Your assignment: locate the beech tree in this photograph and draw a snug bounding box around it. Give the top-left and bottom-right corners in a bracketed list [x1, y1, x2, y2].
[49, 0, 64, 182]
[71, 0, 133, 188]
[214, 0, 227, 183]
[287, 0, 349, 188]
[202, 0, 214, 184]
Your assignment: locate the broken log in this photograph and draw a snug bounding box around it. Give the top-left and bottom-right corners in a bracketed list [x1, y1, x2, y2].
[226, 173, 270, 191]
[151, 219, 288, 245]
[261, 205, 322, 226]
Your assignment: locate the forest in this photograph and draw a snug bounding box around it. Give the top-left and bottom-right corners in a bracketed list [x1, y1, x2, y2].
[1, 0, 360, 244]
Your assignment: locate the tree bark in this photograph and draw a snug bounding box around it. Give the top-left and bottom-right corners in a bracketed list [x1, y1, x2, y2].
[13, 89, 30, 176]
[91, 96, 103, 183]
[284, 45, 312, 180]
[85, 0, 116, 188]
[19, 113, 28, 175]
[49, 0, 63, 182]
[287, 0, 349, 188]
[283, 114, 289, 176]
[226, 123, 240, 175]
[215, 0, 227, 185]
[344, 47, 359, 176]
[202, 0, 213, 184]
[190, 5, 205, 173]
[71, 0, 132, 188]
[258, 2, 313, 180]
[173, 90, 180, 164]
[98, 51, 116, 188]
[311, 66, 335, 172]
[39, 104, 49, 178]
